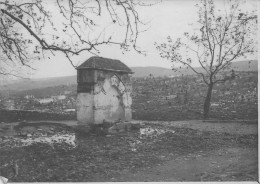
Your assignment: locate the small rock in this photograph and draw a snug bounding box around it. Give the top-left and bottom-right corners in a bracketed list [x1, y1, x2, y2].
[108, 126, 117, 134]
[220, 174, 228, 178]
[34, 133, 41, 136]
[118, 128, 125, 133]
[131, 148, 137, 152]
[131, 123, 141, 130]
[37, 129, 42, 131]
[21, 132, 27, 136]
[1, 122, 4, 124]
[140, 122, 146, 127]
[115, 123, 126, 132]
[50, 128, 54, 131]
[48, 130, 54, 134]
[125, 122, 132, 131]
[27, 134, 32, 137]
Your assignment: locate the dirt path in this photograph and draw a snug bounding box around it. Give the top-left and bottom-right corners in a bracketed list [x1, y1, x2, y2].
[114, 147, 257, 182]
[132, 120, 258, 135]
[114, 120, 258, 182]
[2, 119, 257, 136]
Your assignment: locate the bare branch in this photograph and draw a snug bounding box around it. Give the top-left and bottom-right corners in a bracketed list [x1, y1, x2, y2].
[0, 0, 151, 75]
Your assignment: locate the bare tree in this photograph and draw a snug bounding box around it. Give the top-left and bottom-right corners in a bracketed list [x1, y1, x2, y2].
[156, 0, 257, 118]
[0, 0, 151, 75]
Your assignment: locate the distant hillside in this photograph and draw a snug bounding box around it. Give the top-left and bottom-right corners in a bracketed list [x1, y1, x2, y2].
[0, 75, 77, 91]
[0, 60, 257, 91]
[132, 60, 257, 78]
[131, 66, 174, 78]
[230, 60, 257, 71]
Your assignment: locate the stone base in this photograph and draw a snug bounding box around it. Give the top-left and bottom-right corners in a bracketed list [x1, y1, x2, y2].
[108, 122, 141, 134]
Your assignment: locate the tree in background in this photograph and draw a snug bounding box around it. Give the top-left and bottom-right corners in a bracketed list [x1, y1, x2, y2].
[155, 0, 257, 118]
[0, 0, 151, 76]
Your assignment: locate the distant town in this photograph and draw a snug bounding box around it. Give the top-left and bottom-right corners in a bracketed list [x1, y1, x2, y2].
[0, 70, 257, 121]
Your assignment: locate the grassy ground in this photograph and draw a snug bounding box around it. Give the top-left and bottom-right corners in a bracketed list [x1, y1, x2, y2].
[0, 122, 257, 182]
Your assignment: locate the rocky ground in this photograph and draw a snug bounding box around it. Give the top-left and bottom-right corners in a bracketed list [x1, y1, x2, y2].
[0, 120, 258, 182]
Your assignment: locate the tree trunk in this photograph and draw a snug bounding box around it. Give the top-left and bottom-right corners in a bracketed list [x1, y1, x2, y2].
[203, 83, 214, 119]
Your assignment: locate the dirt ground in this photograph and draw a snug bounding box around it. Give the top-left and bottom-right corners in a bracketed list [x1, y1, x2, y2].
[111, 120, 258, 182]
[0, 119, 258, 182]
[133, 120, 258, 135]
[115, 147, 257, 182]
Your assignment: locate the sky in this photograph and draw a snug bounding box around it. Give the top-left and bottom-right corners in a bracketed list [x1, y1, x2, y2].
[26, 0, 258, 79]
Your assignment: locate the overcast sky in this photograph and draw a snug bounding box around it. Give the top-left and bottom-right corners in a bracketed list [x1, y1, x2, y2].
[28, 0, 257, 79]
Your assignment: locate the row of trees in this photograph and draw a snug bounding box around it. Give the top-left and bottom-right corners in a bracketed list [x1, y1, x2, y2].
[0, 0, 257, 118]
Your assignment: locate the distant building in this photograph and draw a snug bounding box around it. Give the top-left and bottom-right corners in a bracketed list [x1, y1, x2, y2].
[224, 91, 231, 95]
[38, 98, 54, 104]
[212, 90, 218, 93]
[165, 94, 177, 100]
[64, 91, 72, 95]
[76, 56, 133, 125]
[64, 109, 76, 112]
[24, 95, 34, 99]
[4, 99, 15, 110]
[52, 95, 66, 101]
[211, 103, 220, 107]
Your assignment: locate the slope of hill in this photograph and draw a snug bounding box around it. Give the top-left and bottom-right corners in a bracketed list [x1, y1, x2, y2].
[132, 60, 257, 78]
[0, 60, 257, 91]
[131, 66, 174, 78]
[0, 76, 77, 91]
[230, 60, 257, 71]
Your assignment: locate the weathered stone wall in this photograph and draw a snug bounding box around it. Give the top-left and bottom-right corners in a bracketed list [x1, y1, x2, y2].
[76, 93, 94, 125]
[76, 70, 132, 125]
[93, 71, 132, 124]
[76, 69, 95, 126]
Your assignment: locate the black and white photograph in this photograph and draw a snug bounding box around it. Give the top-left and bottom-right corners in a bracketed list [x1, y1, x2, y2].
[0, 0, 258, 182]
